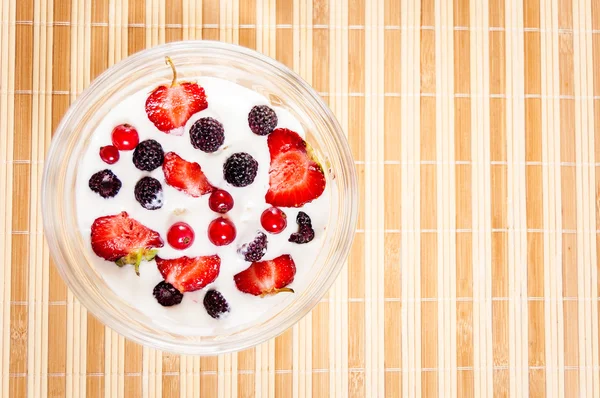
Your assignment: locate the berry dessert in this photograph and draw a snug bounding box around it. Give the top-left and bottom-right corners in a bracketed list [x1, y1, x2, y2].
[76, 58, 330, 334]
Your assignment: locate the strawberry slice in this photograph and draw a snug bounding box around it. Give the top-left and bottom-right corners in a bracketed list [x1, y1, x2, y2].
[90, 212, 164, 275]
[163, 152, 215, 197]
[265, 128, 326, 208]
[233, 254, 296, 296]
[145, 57, 208, 135]
[156, 255, 221, 292]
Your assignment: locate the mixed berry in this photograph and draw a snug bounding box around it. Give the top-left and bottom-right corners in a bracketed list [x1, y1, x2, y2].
[208, 189, 234, 214]
[289, 211, 315, 244]
[153, 281, 183, 307]
[189, 117, 225, 153]
[163, 151, 214, 197]
[111, 123, 139, 150]
[134, 176, 163, 210]
[89, 169, 122, 198]
[208, 217, 237, 246]
[203, 290, 230, 319]
[145, 57, 208, 135]
[167, 222, 195, 250]
[87, 58, 326, 320]
[248, 105, 278, 136]
[223, 152, 258, 187]
[260, 207, 287, 234]
[239, 231, 268, 262]
[99, 145, 120, 164]
[133, 139, 164, 171]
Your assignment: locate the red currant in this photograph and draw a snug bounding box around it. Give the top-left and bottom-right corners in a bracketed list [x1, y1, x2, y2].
[167, 222, 195, 250]
[111, 123, 139, 150]
[208, 190, 234, 214]
[208, 217, 236, 246]
[99, 145, 120, 164]
[261, 207, 287, 234]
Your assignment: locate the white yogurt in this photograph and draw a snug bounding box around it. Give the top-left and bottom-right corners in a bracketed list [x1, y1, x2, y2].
[76, 77, 329, 335]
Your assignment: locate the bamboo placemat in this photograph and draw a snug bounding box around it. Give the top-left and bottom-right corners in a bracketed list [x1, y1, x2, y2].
[1, 0, 599, 396]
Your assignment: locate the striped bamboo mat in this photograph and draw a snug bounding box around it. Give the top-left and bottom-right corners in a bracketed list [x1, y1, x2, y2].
[1, 0, 600, 396]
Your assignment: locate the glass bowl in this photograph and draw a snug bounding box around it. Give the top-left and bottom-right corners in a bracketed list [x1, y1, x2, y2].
[42, 40, 357, 355]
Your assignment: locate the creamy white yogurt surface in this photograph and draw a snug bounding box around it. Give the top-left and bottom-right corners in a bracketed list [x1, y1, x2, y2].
[76, 77, 329, 335]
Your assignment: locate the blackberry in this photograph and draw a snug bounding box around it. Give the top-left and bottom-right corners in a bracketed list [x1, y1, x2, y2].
[153, 281, 183, 307]
[248, 105, 278, 136]
[134, 176, 163, 210]
[223, 152, 258, 187]
[239, 232, 268, 262]
[132, 139, 164, 171]
[88, 169, 122, 198]
[288, 225, 315, 244]
[189, 117, 225, 153]
[203, 290, 230, 319]
[296, 211, 312, 227]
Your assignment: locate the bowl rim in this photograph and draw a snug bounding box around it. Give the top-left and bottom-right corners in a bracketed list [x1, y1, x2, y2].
[42, 40, 358, 355]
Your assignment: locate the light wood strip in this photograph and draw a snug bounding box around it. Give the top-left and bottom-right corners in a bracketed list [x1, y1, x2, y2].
[106, 3, 127, 397]
[189, 0, 203, 40]
[142, 2, 165, 397]
[540, 1, 565, 396]
[105, 329, 125, 398]
[254, 1, 276, 396]
[142, 346, 163, 398]
[218, 352, 237, 397]
[27, 0, 52, 397]
[469, 0, 493, 395]
[505, 0, 529, 396]
[255, 340, 275, 397]
[400, 1, 421, 396]
[217, 2, 238, 396]
[120, 0, 128, 60]
[108, 0, 128, 64]
[0, 0, 16, 395]
[434, 0, 457, 396]
[292, 2, 313, 396]
[180, 355, 201, 398]
[291, 3, 301, 397]
[179, 8, 202, 398]
[66, 0, 91, 396]
[327, 0, 349, 396]
[573, 0, 598, 395]
[364, 0, 385, 396]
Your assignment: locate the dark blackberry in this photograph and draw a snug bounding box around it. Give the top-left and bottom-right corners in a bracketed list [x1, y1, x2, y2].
[203, 290, 230, 319]
[288, 225, 315, 244]
[132, 139, 164, 171]
[134, 176, 163, 210]
[88, 169, 122, 198]
[296, 211, 312, 227]
[189, 117, 225, 153]
[239, 232, 268, 262]
[153, 281, 183, 307]
[223, 152, 258, 187]
[248, 105, 278, 136]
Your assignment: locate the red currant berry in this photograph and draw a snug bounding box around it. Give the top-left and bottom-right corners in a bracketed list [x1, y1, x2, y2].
[99, 145, 120, 164]
[261, 207, 287, 234]
[208, 217, 236, 246]
[167, 222, 195, 250]
[208, 190, 234, 214]
[111, 123, 139, 150]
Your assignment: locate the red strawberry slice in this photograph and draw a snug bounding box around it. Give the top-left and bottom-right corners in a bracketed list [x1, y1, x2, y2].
[163, 152, 215, 197]
[145, 57, 208, 135]
[90, 212, 164, 274]
[265, 128, 326, 208]
[156, 255, 221, 292]
[234, 254, 296, 296]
